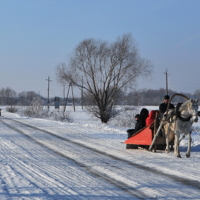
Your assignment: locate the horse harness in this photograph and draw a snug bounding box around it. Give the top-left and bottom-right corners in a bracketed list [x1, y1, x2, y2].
[163, 103, 191, 124]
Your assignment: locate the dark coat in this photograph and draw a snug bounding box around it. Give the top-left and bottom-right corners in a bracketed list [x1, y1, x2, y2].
[127, 108, 149, 138]
[137, 108, 149, 129]
[159, 102, 175, 117]
[134, 120, 144, 132]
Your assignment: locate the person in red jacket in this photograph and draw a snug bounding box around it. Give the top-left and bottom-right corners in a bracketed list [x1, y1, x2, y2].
[146, 110, 159, 126]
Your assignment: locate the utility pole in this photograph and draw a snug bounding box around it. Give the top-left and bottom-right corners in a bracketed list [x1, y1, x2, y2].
[63, 82, 76, 113]
[45, 76, 52, 111]
[81, 76, 83, 110]
[164, 69, 169, 95]
[63, 82, 71, 113]
[63, 84, 65, 100]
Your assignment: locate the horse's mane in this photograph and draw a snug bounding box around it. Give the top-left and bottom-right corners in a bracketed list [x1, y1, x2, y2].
[179, 99, 198, 112]
[179, 100, 190, 112]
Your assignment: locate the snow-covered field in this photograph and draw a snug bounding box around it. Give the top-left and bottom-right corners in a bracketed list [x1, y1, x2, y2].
[0, 106, 200, 200]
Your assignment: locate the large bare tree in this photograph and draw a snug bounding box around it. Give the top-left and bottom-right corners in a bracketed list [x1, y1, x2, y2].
[56, 34, 153, 123]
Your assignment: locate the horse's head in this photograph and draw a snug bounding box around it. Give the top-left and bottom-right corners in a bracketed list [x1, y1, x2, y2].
[188, 99, 199, 123]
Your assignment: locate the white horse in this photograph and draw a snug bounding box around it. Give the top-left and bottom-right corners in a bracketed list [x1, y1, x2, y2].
[163, 99, 199, 158]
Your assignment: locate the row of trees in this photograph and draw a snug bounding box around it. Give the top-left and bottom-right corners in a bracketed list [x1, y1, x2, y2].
[123, 88, 200, 106]
[1, 86, 199, 106]
[0, 87, 42, 106]
[1, 86, 200, 123]
[0, 87, 80, 106]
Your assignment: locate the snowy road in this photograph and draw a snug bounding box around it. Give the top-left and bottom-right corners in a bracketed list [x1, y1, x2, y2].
[0, 110, 200, 199]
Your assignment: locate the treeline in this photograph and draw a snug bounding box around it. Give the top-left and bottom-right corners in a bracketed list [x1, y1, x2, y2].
[0, 87, 79, 106]
[0, 87, 42, 106]
[116, 88, 200, 106]
[1, 87, 200, 106]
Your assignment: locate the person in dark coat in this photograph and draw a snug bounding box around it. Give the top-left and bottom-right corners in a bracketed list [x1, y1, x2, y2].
[127, 114, 141, 138]
[159, 95, 175, 119]
[127, 108, 149, 139]
[134, 114, 143, 132]
[139, 108, 149, 128]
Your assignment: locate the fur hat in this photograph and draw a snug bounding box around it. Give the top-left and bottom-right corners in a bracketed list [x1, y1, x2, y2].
[135, 114, 140, 118]
[164, 95, 170, 100]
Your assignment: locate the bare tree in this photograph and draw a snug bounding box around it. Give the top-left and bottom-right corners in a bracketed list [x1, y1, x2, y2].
[56, 34, 153, 123]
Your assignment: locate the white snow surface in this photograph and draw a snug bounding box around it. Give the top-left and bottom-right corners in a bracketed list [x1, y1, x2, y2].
[0, 106, 200, 200]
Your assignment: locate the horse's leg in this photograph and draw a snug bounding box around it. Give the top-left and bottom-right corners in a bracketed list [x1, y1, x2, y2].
[165, 133, 170, 153]
[152, 144, 157, 152]
[164, 125, 171, 153]
[174, 134, 181, 158]
[186, 132, 191, 158]
[170, 137, 174, 151]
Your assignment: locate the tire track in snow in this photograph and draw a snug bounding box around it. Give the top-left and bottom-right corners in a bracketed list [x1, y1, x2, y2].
[0, 127, 75, 198]
[0, 119, 137, 199]
[8, 117, 200, 190]
[0, 118, 149, 199]
[1, 117, 200, 199]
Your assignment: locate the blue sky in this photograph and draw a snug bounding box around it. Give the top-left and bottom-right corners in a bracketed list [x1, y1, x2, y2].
[0, 0, 200, 98]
